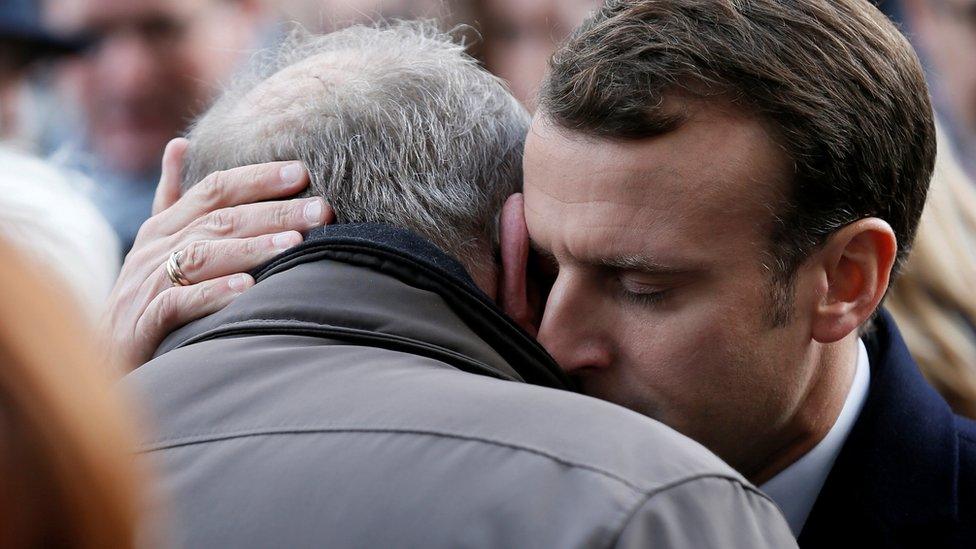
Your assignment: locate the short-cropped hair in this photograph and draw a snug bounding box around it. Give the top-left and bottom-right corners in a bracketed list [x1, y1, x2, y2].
[183, 21, 530, 269]
[540, 0, 936, 323]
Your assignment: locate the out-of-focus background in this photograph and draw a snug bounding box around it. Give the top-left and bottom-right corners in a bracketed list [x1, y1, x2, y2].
[0, 0, 603, 253]
[7, 0, 970, 249]
[1, 0, 975, 416]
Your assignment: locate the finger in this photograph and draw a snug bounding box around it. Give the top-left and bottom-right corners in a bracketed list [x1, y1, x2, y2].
[133, 273, 255, 365]
[182, 197, 333, 241]
[155, 161, 311, 236]
[173, 231, 304, 285]
[127, 200, 329, 305]
[153, 138, 190, 215]
[122, 200, 327, 331]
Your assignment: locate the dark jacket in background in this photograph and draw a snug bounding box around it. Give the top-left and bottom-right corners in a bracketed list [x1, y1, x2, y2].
[127, 224, 795, 549]
[800, 310, 976, 547]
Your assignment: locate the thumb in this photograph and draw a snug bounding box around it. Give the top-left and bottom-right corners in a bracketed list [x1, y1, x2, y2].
[152, 138, 189, 215]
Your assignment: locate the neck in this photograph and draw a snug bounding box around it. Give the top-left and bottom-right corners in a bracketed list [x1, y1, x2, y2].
[747, 335, 859, 485]
[470, 263, 498, 301]
[457, 241, 499, 301]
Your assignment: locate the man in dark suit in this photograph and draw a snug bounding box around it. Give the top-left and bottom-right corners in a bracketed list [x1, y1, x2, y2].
[515, 0, 975, 546]
[800, 309, 976, 546]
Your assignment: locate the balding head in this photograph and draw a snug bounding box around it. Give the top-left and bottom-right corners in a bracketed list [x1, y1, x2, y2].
[183, 22, 530, 288]
[230, 52, 352, 123]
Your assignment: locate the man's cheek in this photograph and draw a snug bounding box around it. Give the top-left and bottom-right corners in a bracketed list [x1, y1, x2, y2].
[627, 314, 732, 387]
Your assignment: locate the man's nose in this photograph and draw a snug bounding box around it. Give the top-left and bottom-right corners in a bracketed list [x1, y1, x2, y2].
[536, 273, 614, 374]
[95, 32, 159, 96]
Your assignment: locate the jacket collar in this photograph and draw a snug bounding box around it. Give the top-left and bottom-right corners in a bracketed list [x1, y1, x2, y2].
[799, 309, 959, 542]
[154, 223, 569, 390]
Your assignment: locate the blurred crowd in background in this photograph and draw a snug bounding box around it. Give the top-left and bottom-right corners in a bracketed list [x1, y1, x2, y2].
[0, 0, 975, 542]
[1, 0, 597, 252]
[6, 0, 975, 408]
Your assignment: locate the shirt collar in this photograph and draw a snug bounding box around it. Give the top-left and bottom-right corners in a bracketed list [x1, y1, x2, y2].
[760, 338, 871, 536]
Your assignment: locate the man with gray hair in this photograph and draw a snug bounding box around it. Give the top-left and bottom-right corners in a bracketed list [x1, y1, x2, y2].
[180, 22, 526, 289]
[126, 22, 794, 547]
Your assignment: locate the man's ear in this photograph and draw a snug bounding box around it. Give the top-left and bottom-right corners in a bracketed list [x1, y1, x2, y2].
[810, 218, 898, 343]
[498, 193, 537, 337]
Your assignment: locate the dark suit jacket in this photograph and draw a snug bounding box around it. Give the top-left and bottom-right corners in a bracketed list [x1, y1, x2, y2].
[799, 309, 976, 547]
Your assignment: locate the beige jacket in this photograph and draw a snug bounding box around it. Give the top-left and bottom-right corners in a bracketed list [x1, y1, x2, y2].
[128, 224, 796, 548]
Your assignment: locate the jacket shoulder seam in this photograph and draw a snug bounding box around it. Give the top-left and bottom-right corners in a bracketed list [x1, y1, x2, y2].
[604, 476, 776, 548]
[141, 426, 745, 497]
[165, 318, 519, 383]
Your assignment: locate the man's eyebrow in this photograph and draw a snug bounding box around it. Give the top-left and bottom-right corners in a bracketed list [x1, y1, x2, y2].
[598, 255, 695, 275]
[530, 240, 696, 276]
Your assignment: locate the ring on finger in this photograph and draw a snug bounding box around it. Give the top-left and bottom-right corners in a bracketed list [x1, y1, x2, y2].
[165, 251, 192, 287]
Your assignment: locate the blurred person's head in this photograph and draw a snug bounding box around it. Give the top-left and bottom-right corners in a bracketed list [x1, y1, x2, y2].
[0, 237, 142, 548]
[476, 0, 600, 107]
[182, 22, 529, 294]
[887, 122, 976, 419]
[42, 0, 267, 175]
[0, 0, 83, 144]
[903, 0, 976, 147]
[525, 0, 934, 481]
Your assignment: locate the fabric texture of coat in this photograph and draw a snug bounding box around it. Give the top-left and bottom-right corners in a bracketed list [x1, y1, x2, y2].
[127, 223, 795, 549]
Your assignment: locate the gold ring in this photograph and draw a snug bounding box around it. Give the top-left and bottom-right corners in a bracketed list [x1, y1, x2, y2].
[165, 251, 192, 287]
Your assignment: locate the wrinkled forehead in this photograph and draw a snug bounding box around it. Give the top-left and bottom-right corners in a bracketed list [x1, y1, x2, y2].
[522, 105, 792, 258]
[529, 108, 789, 203]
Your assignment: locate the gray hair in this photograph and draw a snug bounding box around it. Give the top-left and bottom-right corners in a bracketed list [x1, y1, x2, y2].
[183, 21, 529, 272]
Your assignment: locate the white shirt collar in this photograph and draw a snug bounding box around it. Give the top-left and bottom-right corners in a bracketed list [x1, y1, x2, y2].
[760, 339, 871, 537]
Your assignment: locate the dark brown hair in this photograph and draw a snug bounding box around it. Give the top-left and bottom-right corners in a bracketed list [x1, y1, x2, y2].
[540, 0, 936, 323]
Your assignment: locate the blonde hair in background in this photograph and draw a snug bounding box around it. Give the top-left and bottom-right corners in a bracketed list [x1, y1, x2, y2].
[887, 124, 976, 419]
[0, 238, 143, 548]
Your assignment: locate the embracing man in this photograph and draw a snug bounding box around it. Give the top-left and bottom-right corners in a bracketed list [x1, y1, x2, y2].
[113, 21, 793, 548]
[107, 1, 975, 547]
